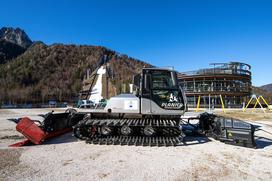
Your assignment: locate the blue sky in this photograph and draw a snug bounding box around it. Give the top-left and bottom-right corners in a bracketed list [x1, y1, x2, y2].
[1, 0, 272, 86]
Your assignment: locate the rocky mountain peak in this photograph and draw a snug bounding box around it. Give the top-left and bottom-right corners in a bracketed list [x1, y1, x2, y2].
[0, 27, 32, 48]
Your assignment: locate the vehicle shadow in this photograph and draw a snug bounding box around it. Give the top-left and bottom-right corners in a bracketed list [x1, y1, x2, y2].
[7, 118, 21, 124]
[43, 132, 80, 145]
[254, 125, 272, 149]
[178, 135, 212, 146]
[41, 134, 272, 148]
[255, 136, 272, 149]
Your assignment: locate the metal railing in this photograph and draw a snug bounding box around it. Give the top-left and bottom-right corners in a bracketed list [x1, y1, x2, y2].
[183, 86, 250, 93]
[181, 67, 251, 76]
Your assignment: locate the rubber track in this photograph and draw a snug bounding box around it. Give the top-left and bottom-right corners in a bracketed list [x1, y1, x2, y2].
[86, 136, 182, 146]
[73, 118, 183, 146]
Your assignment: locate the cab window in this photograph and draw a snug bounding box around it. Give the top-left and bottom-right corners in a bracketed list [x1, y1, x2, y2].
[151, 71, 174, 89]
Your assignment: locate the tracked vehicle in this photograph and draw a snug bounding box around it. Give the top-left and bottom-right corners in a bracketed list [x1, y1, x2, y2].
[73, 68, 187, 146]
[73, 67, 256, 147]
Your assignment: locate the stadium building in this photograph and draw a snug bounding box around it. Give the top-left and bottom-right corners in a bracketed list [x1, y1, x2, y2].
[178, 62, 252, 108]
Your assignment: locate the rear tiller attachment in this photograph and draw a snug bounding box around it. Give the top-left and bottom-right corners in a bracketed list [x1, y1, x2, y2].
[197, 113, 256, 148]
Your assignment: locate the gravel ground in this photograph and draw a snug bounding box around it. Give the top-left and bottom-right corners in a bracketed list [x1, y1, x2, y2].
[0, 108, 272, 181]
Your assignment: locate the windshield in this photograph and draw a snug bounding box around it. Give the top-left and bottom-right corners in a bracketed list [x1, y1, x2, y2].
[151, 71, 176, 89]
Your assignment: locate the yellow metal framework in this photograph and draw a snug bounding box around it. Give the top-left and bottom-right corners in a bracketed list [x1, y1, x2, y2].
[243, 95, 271, 113]
[196, 95, 201, 112]
[195, 95, 225, 113]
[219, 95, 226, 113]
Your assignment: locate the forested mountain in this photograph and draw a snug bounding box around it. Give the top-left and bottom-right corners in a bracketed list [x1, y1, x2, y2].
[252, 86, 272, 104]
[0, 41, 151, 103]
[260, 83, 272, 93]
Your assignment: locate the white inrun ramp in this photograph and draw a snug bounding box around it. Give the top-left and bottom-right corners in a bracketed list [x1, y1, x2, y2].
[89, 66, 106, 104]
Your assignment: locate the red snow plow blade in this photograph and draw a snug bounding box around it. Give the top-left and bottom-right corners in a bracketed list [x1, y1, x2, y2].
[9, 111, 84, 147]
[15, 117, 47, 144]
